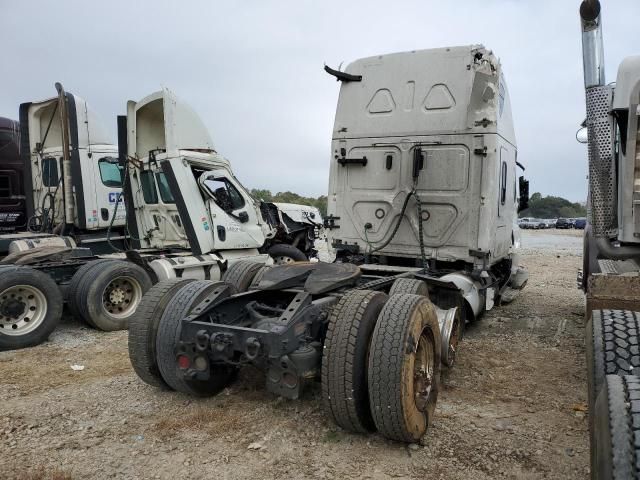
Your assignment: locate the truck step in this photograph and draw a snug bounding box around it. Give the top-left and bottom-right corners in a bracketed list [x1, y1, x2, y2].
[598, 259, 640, 275]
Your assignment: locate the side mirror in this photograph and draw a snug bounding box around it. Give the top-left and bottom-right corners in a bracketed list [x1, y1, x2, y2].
[518, 176, 529, 213]
[238, 211, 249, 223]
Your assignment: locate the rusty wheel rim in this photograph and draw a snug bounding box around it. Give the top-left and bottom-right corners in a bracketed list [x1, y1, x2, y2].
[102, 276, 142, 319]
[413, 327, 436, 412]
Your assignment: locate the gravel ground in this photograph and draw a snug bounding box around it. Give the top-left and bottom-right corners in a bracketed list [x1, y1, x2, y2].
[0, 229, 589, 480]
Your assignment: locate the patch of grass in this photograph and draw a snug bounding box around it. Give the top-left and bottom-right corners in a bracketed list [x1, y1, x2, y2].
[323, 430, 341, 443]
[153, 405, 254, 438]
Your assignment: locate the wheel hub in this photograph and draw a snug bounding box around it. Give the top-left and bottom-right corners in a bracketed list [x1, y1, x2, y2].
[274, 256, 295, 265]
[109, 287, 126, 305]
[102, 277, 142, 318]
[1, 298, 26, 319]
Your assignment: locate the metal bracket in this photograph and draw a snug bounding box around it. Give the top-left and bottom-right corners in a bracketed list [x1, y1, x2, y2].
[185, 283, 236, 320]
[474, 146, 488, 157]
[324, 215, 340, 230]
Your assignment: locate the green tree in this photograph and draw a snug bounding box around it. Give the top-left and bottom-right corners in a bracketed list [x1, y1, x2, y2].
[249, 189, 273, 201]
[249, 188, 328, 217]
[519, 192, 586, 218]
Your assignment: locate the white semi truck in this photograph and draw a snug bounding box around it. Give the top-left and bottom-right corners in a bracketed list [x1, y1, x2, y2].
[0, 86, 322, 350]
[324, 45, 529, 321]
[129, 45, 528, 445]
[1, 83, 126, 254]
[575, 1, 640, 477]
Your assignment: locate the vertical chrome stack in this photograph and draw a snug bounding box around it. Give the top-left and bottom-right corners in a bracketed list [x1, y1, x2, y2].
[580, 0, 617, 238]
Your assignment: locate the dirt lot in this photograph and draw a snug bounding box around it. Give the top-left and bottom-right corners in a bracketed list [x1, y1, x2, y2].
[0, 229, 589, 479]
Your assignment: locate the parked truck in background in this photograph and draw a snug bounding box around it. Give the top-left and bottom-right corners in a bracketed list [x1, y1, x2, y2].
[0, 86, 321, 351]
[576, 1, 640, 477]
[128, 45, 529, 445]
[0, 117, 26, 232]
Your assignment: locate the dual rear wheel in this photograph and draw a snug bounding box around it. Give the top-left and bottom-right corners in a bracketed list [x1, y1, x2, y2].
[322, 283, 444, 443]
[128, 269, 456, 444]
[68, 259, 152, 331]
[129, 279, 239, 395]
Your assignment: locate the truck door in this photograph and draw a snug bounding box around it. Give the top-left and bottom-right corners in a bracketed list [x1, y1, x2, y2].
[92, 153, 127, 229]
[134, 166, 187, 248]
[198, 170, 265, 250]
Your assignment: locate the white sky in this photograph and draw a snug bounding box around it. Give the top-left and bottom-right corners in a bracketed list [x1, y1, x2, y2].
[2, 0, 639, 201]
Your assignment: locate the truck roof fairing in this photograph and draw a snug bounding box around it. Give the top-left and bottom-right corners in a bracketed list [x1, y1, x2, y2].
[332, 45, 516, 147]
[20, 93, 113, 153]
[127, 88, 216, 160]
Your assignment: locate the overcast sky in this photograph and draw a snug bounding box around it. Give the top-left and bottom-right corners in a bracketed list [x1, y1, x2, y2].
[2, 0, 639, 202]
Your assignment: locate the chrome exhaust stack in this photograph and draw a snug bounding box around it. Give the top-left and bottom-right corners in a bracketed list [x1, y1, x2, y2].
[580, 0, 618, 239]
[580, 0, 606, 88]
[55, 82, 75, 232]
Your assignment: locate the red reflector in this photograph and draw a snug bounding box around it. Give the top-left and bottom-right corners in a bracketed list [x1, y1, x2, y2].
[177, 354, 191, 369]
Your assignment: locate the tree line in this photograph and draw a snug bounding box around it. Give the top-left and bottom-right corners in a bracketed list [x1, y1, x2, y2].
[250, 189, 328, 217]
[519, 192, 586, 218]
[249, 189, 585, 220]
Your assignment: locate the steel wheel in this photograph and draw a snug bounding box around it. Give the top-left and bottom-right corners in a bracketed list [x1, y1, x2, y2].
[272, 255, 296, 265]
[413, 328, 436, 412]
[437, 307, 462, 367]
[102, 276, 143, 318]
[0, 285, 48, 336]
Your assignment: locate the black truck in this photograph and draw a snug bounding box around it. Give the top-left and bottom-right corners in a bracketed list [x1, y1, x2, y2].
[0, 117, 26, 232]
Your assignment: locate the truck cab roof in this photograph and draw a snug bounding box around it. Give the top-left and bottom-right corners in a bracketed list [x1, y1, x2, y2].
[333, 45, 516, 147]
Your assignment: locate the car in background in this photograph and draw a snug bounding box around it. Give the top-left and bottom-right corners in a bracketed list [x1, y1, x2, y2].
[541, 218, 557, 228]
[556, 218, 573, 229]
[518, 218, 545, 229]
[573, 217, 586, 229]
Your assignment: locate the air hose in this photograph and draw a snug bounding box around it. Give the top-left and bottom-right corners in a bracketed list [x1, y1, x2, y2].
[364, 188, 428, 272]
[364, 147, 428, 271]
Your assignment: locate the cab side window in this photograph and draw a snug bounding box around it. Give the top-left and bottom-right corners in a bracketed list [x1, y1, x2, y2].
[98, 157, 123, 188]
[500, 161, 507, 205]
[42, 157, 59, 187]
[155, 172, 175, 204]
[140, 170, 159, 204]
[203, 177, 245, 212]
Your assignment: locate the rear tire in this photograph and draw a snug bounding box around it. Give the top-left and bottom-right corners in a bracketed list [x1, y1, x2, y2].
[368, 293, 441, 443]
[322, 289, 388, 433]
[592, 375, 640, 480]
[0, 266, 63, 350]
[222, 260, 263, 292]
[128, 278, 196, 388]
[68, 259, 118, 320]
[156, 280, 237, 396]
[389, 278, 429, 297]
[267, 244, 307, 265]
[249, 265, 270, 290]
[79, 260, 153, 331]
[586, 310, 640, 414]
